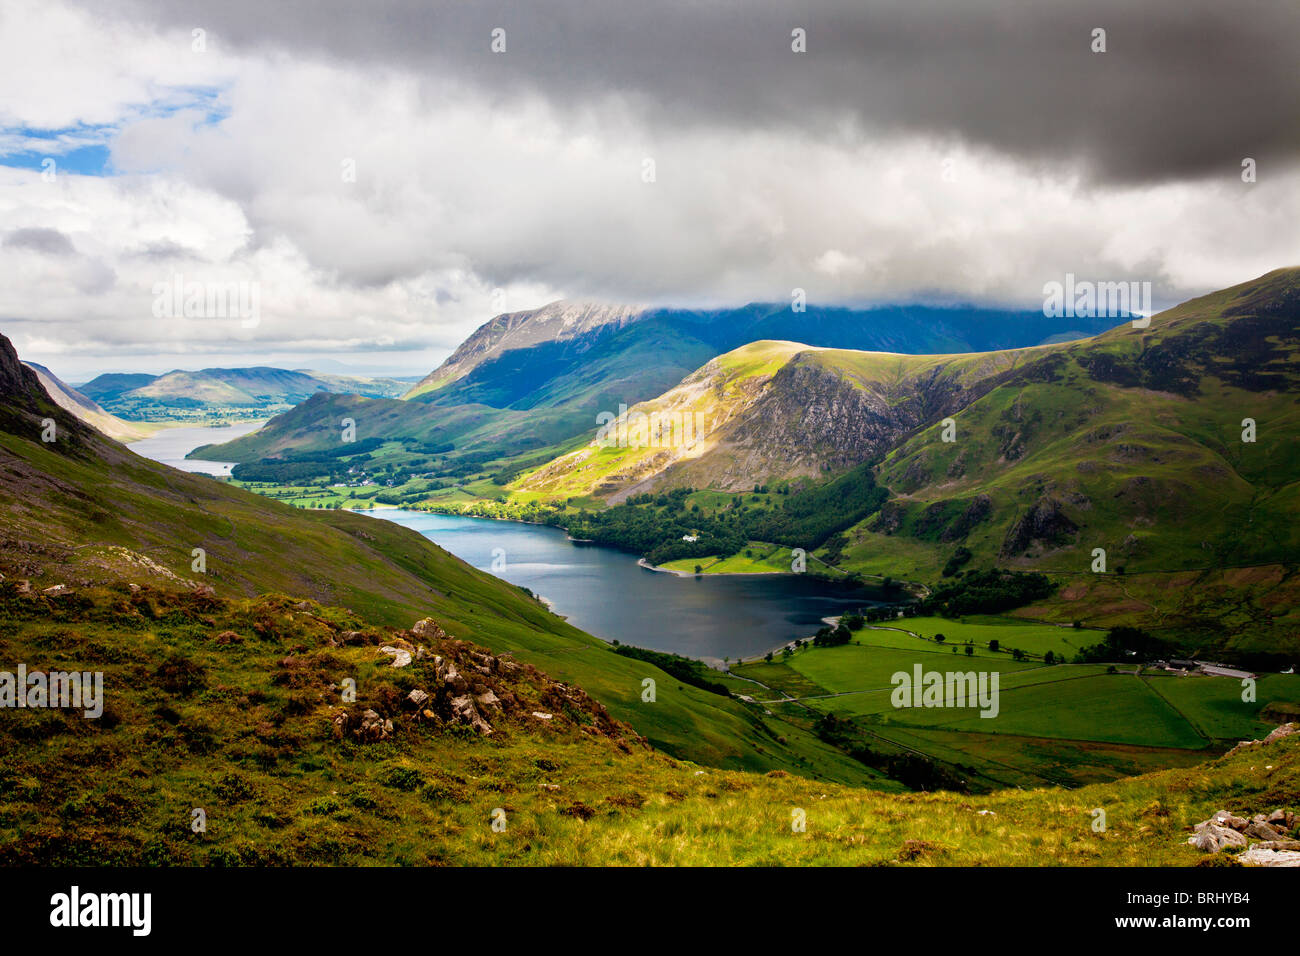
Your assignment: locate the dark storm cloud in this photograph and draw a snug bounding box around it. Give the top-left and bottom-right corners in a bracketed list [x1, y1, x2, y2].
[91, 0, 1299, 184]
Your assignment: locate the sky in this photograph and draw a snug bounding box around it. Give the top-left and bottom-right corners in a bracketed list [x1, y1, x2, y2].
[1, 0, 1298, 380]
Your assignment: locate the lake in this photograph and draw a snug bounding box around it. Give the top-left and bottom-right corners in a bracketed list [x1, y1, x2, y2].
[373, 509, 889, 662]
[128, 421, 265, 476]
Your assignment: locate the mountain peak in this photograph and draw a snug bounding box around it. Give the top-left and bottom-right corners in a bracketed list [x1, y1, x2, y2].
[406, 300, 646, 398]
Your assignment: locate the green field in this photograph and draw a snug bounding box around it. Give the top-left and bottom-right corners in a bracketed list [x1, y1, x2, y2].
[734, 614, 1300, 789]
[660, 541, 792, 575]
[892, 616, 1096, 657]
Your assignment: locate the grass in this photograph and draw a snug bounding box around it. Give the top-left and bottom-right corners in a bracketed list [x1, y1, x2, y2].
[881, 670, 1205, 748]
[2, 582, 1297, 866]
[732, 621, 1300, 788]
[1143, 672, 1300, 743]
[884, 615, 1100, 659]
[659, 542, 792, 575]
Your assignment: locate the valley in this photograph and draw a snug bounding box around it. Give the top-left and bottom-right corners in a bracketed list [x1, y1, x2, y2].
[7, 268, 1300, 860]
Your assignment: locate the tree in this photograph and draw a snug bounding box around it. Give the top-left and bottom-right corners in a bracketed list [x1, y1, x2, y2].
[694, 565, 703, 575]
[934, 633, 946, 644]
[964, 643, 974, 656]
[988, 639, 1000, 652]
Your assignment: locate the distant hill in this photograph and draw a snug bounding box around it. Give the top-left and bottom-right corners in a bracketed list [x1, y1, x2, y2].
[21, 362, 152, 442]
[78, 365, 413, 422]
[76, 371, 158, 402]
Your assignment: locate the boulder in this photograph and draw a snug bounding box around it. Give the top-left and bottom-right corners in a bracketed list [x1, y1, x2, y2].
[1239, 847, 1300, 868]
[358, 708, 393, 742]
[1227, 722, 1300, 755]
[406, 688, 430, 710]
[1245, 821, 1285, 841]
[1195, 810, 1247, 832]
[1263, 722, 1299, 744]
[411, 618, 448, 640]
[1188, 825, 1247, 853]
[448, 695, 492, 735]
[1254, 839, 1300, 852]
[379, 645, 412, 668]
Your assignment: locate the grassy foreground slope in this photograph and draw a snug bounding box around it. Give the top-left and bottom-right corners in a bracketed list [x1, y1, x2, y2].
[2, 583, 1296, 866]
[0, 333, 882, 783]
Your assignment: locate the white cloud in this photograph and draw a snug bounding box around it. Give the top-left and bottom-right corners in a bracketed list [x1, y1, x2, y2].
[2, 0, 1299, 379]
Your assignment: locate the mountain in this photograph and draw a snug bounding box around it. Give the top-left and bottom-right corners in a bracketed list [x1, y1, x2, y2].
[21, 361, 152, 443]
[206, 300, 1115, 467]
[406, 300, 646, 398]
[0, 332, 877, 781]
[518, 340, 1050, 501]
[512, 268, 1300, 653]
[841, 267, 1300, 647]
[79, 366, 413, 422]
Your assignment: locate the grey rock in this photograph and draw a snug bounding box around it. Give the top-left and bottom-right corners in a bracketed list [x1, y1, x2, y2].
[1188, 825, 1247, 853]
[406, 688, 430, 709]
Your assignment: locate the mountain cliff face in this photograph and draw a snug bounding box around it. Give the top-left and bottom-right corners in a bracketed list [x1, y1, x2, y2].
[518, 341, 1047, 499]
[508, 269, 1300, 648]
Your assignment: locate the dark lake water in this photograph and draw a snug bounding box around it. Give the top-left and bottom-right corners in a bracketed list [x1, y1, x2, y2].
[372, 509, 887, 662]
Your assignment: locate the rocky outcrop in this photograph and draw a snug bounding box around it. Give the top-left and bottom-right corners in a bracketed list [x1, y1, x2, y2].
[335, 616, 641, 747]
[1187, 807, 1298, 863]
[1225, 721, 1298, 756]
[1000, 496, 1079, 558]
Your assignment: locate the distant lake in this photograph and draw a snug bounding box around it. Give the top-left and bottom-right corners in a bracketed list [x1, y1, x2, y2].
[129, 421, 265, 477]
[372, 509, 890, 662]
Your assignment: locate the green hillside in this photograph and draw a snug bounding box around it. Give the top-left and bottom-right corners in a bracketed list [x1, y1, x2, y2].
[838, 268, 1300, 651]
